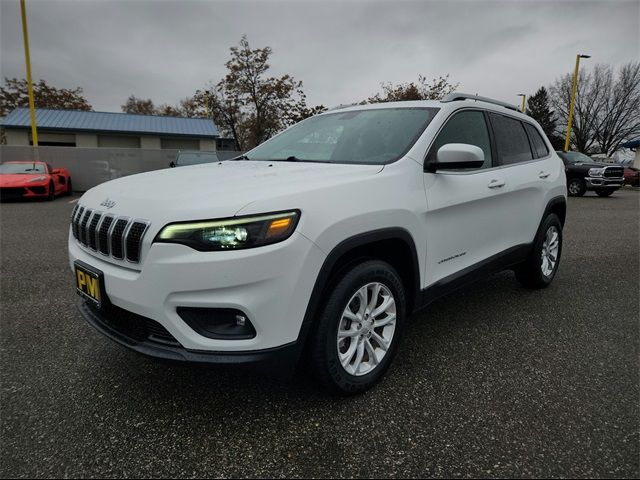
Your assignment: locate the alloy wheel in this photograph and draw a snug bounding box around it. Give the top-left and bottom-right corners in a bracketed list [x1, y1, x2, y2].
[336, 282, 397, 376]
[541, 225, 560, 277]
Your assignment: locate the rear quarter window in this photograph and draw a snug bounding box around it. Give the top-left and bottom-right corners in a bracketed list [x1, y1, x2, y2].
[524, 123, 549, 158]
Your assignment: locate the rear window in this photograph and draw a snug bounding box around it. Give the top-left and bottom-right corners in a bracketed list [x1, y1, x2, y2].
[524, 123, 549, 158]
[489, 113, 533, 166]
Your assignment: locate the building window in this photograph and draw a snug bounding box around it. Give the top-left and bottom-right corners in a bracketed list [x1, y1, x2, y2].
[98, 135, 141, 148]
[160, 138, 200, 150]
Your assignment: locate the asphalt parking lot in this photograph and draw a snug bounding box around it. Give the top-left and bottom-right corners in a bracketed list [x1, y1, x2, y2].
[1, 190, 638, 478]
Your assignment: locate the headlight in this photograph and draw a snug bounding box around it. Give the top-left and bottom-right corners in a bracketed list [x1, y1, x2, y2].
[28, 176, 47, 183]
[589, 168, 605, 177]
[155, 210, 300, 251]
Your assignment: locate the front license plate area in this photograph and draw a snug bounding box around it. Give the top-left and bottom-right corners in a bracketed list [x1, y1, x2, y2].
[74, 261, 104, 308]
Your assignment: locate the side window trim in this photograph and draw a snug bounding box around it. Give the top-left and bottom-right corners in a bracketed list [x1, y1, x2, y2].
[521, 121, 538, 159]
[423, 108, 495, 171]
[483, 110, 499, 168]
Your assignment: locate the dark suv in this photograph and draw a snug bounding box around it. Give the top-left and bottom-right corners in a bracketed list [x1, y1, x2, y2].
[557, 151, 624, 197]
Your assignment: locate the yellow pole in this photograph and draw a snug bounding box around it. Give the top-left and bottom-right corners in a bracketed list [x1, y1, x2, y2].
[564, 54, 582, 152]
[521, 95, 526, 113]
[20, 0, 38, 147]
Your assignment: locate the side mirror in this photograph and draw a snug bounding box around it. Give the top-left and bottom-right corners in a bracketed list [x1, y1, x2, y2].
[426, 143, 485, 173]
[51, 168, 62, 174]
[169, 161, 176, 168]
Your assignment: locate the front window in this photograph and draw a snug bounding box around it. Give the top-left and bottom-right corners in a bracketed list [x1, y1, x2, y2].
[0, 163, 46, 174]
[559, 151, 593, 164]
[244, 107, 439, 165]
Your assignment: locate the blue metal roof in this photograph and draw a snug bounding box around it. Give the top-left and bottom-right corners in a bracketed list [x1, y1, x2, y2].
[1, 107, 219, 138]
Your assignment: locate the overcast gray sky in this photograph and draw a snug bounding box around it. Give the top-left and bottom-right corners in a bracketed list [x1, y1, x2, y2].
[1, 0, 638, 112]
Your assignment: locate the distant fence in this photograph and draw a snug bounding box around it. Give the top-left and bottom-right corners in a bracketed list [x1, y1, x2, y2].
[0, 146, 243, 191]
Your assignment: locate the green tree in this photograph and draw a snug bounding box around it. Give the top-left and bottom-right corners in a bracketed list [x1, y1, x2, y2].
[364, 75, 458, 103]
[0, 77, 92, 116]
[526, 86, 563, 149]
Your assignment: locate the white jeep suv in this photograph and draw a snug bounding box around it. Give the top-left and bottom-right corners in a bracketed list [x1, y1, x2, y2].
[69, 93, 567, 394]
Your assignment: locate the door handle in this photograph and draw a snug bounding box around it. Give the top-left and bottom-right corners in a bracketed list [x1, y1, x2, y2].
[488, 179, 506, 189]
[539, 171, 551, 179]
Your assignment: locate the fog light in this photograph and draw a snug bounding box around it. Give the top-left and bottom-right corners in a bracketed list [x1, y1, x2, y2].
[177, 307, 256, 340]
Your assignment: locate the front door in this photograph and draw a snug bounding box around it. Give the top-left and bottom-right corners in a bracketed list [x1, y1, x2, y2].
[422, 109, 513, 287]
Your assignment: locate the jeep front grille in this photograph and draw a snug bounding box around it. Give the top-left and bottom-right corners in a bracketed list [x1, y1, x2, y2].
[71, 204, 150, 264]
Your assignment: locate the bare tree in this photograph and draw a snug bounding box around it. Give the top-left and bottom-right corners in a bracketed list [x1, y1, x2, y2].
[594, 62, 640, 156]
[549, 61, 640, 155]
[121, 95, 156, 115]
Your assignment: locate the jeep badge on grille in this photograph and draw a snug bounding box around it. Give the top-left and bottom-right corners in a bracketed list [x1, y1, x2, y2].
[100, 198, 116, 209]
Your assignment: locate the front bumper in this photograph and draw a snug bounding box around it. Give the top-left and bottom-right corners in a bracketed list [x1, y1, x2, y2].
[0, 185, 49, 200]
[69, 230, 326, 353]
[585, 177, 624, 189]
[78, 299, 301, 366]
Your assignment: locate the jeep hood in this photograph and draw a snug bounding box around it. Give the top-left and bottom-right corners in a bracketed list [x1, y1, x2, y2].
[79, 160, 383, 222]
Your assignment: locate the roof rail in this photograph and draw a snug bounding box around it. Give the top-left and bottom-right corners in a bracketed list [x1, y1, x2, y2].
[441, 92, 520, 112]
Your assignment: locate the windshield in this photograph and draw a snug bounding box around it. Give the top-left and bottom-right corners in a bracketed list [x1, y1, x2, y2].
[560, 151, 593, 164]
[244, 107, 439, 165]
[176, 152, 219, 166]
[0, 163, 46, 174]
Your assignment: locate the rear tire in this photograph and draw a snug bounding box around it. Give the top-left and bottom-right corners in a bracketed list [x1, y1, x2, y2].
[310, 260, 406, 395]
[515, 214, 562, 289]
[595, 189, 614, 197]
[567, 178, 586, 197]
[66, 178, 73, 196]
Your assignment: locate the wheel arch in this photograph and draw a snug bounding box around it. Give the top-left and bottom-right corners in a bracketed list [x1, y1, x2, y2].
[296, 228, 420, 352]
[544, 195, 567, 227]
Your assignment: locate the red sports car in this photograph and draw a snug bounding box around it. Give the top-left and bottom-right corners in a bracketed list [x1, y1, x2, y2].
[623, 166, 640, 187]
[0, 161, 72, 201]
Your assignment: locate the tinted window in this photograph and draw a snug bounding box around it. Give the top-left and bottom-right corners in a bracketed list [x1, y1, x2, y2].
[524, 123, 549, 158]
[489, 113, 533, 165]
[428, 110, 492, 169]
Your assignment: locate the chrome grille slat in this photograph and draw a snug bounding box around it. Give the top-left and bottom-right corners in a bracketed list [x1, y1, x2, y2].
[79, 209, 93, 245]
[73, 206, 85, 240]
[98, 215, 115, 255]
[126, 222, 150, 263]
[110, 218, 130, 260]
[71, 204, 149, 264]
[87, 212, 103, 250]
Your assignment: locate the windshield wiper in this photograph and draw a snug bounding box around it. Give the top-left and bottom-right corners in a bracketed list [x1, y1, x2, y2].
[233, 154, 250, 161]
[271, 156, 303, 162]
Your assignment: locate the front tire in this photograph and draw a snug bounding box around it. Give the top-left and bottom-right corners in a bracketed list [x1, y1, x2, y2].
[515, 214, 562, 289]
[567, 178, 586, 197]
[595, 189, 614, 197]
[47, 182, 55, 201]
[311, 260, 406, 395]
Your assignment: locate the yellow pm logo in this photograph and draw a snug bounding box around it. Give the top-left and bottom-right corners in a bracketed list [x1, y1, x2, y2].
[77, 270, 100, 301]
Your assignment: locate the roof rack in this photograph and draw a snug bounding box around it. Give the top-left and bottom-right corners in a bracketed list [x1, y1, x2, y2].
[441, 92, 520, 112]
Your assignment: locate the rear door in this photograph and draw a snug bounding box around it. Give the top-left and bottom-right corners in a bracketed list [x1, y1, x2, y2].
[423, 109, 513, 286]
[487, 114, 555, 247]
